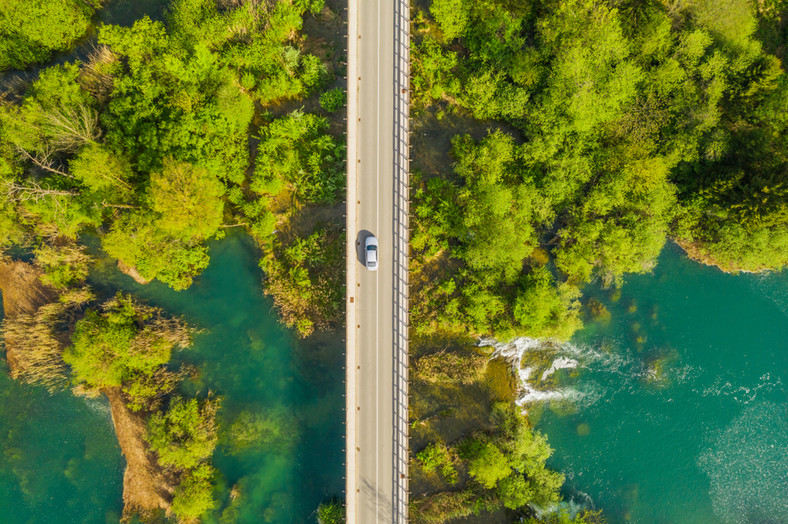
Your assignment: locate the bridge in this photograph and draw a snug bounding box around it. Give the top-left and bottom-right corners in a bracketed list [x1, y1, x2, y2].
[345, 0, 410, 522]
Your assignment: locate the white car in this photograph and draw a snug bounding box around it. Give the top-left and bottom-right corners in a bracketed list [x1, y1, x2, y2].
[365, 235, 378, 271]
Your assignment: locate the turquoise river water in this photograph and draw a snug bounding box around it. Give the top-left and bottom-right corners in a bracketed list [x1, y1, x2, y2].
[0, 234, 344, 523]
[532, 244, 788, 523]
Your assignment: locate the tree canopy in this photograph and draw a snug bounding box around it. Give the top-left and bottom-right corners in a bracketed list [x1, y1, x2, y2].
[411, 0, 788, 341]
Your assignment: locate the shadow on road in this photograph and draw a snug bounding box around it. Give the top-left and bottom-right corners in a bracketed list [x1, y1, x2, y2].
[356, 230, 374, 264]
[360, 478, 394, 522]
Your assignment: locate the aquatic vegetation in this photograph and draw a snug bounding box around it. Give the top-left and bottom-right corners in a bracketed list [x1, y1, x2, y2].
[548, 400, 578, 418]
[484, 356, 517, 401]
[0, 0, 345, 519]
[65, 294, 194, 394]
[641, 348, 679, 389]
[146, 396, 218, 471]
[587, 298, 611, 323]
[1, 301, 72, 392]
[525, 508, 606, 524]
[170, 463, 217, 521]
[222, 408, 295, 454]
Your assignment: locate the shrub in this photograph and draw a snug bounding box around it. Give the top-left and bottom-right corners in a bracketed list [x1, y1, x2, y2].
[319, 87, 346, 112]
[171, 463, 216, 521]
[146, 396, 219, 470]
[417, 442, 458, 484]
[316, 499, 345, 524]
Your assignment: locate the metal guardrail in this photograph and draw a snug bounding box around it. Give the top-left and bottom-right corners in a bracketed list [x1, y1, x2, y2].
[392, 0, 410, 522]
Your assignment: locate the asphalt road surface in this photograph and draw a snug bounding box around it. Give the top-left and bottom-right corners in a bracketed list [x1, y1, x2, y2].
[346, 0, 409, 522]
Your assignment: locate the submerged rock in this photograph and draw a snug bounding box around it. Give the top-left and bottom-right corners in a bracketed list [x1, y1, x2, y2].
[587, 297, 611, 323]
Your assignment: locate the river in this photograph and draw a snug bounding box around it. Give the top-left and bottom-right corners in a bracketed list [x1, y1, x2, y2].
[0, 233, 344, 523]
[525, 243, 788, 523]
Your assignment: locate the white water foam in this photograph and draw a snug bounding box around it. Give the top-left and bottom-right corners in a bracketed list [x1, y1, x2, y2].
[541, 356, 579, 381]
[481, 337, 584, 409]
[696, 373, 784, 405]
[483, 335, 703, 414]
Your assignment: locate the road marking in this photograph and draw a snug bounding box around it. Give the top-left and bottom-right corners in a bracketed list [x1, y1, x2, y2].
[375, 0, 381, 518]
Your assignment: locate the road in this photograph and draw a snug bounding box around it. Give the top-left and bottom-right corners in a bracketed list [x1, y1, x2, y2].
[345, 0, 410, 522]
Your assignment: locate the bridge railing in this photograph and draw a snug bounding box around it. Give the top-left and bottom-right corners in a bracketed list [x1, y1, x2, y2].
[392, 0, 410, 522]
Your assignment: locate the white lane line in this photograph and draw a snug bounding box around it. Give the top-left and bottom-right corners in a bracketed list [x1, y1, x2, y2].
[375, 0, 381, 519]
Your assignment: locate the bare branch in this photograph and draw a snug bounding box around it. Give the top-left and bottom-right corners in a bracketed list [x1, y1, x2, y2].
[16, 145, 75, 179]
[4, 180, 79, 202]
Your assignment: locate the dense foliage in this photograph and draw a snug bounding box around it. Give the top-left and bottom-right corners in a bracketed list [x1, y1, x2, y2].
[412, 0, 788, 342]
[261, 224, 345, 336]
[0, 0, 341, 292]
[64, 294, 193, 406]
[0, 2, 345, 521]
[147, 397, 219, 521]
[316, 499, 346, 524]
[0, 0, 100, 70]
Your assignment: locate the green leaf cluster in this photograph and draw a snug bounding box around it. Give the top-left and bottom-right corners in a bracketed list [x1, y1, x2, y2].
[0, 0, 332, 291]
[0, 0, 98, 71]
[63, 294, 193, 407]
[146, 396, 218, 471]
[319, 87, 346, 112]
[252, 110, 345, 207]
[261, 225, 345, 337]
[413, 0, 788, 342]
[413, 402, 565, 520]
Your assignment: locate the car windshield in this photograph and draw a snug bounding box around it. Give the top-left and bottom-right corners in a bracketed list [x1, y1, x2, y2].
[368, 245, 377, 251]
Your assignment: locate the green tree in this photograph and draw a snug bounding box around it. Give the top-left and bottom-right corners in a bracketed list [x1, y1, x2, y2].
[102, 213, 211, 290]
[252, 110, 345, 205]
[148, 159, 225, 240]
[462, 439, 511, 489]
[171, 463, 216, 521]
[430, 0, 470, 40]
[0, 0, 98, 70]
[64, 294, 193, 392]
[146, 396, 219, 470]
[513, 268, 582, 340]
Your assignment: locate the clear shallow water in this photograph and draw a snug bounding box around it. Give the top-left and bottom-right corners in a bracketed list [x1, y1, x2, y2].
[0, 233, 344, 523]
[0, 361, 124, 523]
[535, 244, 788, 523]
[92, 233, 345, 523]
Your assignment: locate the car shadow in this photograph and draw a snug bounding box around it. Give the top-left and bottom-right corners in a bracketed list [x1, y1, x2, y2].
[357, 230, 374, 264]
